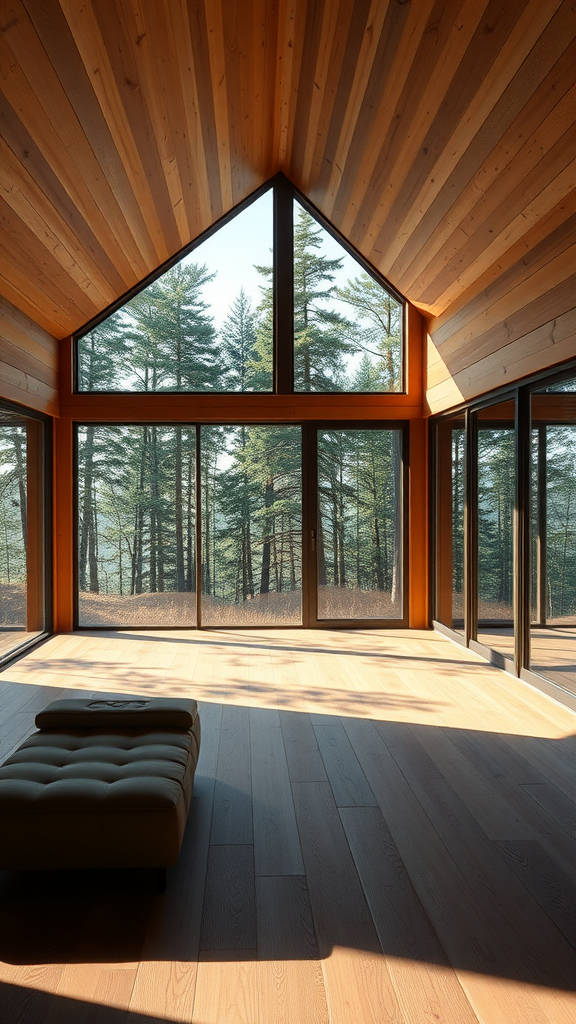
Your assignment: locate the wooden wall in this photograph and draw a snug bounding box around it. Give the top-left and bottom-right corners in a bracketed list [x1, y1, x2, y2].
[0, 296, 58, 416]
[426, 215, 576, 413]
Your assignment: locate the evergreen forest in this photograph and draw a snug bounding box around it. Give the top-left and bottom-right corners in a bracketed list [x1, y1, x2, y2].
[0, 421, 28, 626]
[77, 205, 403, 395]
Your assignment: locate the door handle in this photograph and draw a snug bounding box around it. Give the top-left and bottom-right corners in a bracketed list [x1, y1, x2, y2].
[311, 530, 316, 551]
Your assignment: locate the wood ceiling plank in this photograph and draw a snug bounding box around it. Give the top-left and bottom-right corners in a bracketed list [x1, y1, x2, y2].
[251, 0, 279, 182]
[0, 333, 58, 390]
[0, 200, 100, 325]
[330, 0, 433, 236]
[0, 93, 128, 300]
[431, 209, 576, 347]
[310, 0, 387, 215]
[0, 21, 146, 287]
[0, 139, 117, 309]
[431, 253, 576, 373]
[124, 0, 190, 248]
[0, 272, 73, 338]
[431, 194, 576, 340]
[187, 0, 224, 222]
[427, 305, 576, 414]
[429, 157, 576, 315]
[20, 0, 157, 291]
[348, 0, 486, 247]
[368, 0, 562, 277]
[274, 0, 306, 172]
[166, 0, 212, 231]
[60, 0, 173, 264]
[298, 0, 349, 189]
[416, 84, 576, 311]
[204, 0, 233, 213]
[392, 18, 576, 294]
[289, 0, 326, 184]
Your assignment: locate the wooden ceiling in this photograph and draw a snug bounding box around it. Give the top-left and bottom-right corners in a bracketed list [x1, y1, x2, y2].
[1, 0, 575, 341]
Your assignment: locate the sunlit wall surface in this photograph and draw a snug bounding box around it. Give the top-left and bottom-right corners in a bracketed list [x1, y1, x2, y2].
[530, 379, 576, 696]
[317, 429, 402, 620]
[200, 426, 302, 626]
[0, 409, 45, 658]
[77, 425, 196, 627]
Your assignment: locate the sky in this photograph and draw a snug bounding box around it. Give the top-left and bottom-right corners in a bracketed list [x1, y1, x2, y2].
[181, 189, 369, 333]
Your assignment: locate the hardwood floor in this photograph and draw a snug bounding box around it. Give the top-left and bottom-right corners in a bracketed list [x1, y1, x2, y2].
[0, 627, 575, 1023]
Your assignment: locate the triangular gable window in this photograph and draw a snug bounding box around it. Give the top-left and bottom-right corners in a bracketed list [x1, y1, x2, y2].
[75, 177, 404, 395]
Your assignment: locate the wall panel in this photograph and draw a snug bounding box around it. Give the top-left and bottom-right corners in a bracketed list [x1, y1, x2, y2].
[0, 297, 58, 416]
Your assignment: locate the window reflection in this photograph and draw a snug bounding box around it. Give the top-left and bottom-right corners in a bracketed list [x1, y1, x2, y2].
[530, 380, 576, 696]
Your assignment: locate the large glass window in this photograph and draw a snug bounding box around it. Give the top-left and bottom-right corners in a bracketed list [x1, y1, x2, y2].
[434, 415, 465, 634]
[475, 401, 516, 662]
[0, 408, 47, 659]
[77, 425, 196, 627]
[293, 202, 403, 393]
[77, 423, 407, 629]
[200, 425, 302, 626]
[530, 379, 576, 696]
[77, 191, 273, 394]
[316, 428, 403, 620]
[432, 365, 576, 711]
[76, 179, 404, 397]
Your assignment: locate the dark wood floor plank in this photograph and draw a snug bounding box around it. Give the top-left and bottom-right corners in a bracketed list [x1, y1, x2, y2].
[378, 724, 576, 991]
[342, 716, 576, 1001]
[256, 875, 319, 960]
[506, 733, 576, 803]
[250, 709, 305, 876]
[521, 782, 576, 841]
[405, 723, 534, 840]
[314, 720, 378, 807]
[210, 703, 252, 845]
[451, 728, 576, 882]
[495, 839, 576, 950]
[279, 709, 328, 783]
[199, 844, 256, 952]
[291, 780, 381, 957]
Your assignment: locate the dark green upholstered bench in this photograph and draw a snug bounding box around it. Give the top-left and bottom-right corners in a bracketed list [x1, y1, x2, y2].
[0, 697, 201, 891]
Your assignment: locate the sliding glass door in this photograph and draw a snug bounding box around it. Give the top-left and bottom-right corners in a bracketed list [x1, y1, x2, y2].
[76, 423, 405, 628]
[200, 426, 302, 626]
[0, 407, 48, 660]
[313, 427, 405, 625]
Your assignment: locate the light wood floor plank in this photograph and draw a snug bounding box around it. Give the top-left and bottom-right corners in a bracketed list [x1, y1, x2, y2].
[0, 627, 574, 1024]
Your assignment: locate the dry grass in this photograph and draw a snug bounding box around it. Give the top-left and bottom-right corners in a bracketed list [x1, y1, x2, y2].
[0, 582, 26, 626]
[78, 585, 402, 627]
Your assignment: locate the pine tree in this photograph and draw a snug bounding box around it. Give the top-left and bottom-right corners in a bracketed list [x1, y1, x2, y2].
[292, 208, 352, 391]
[336, 272, 402, 391]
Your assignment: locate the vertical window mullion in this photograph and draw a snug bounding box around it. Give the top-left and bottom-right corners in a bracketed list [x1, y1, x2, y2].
[274, 176, 294, 394]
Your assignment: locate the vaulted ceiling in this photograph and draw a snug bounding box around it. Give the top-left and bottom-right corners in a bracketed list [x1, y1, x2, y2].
[1, 0, 575, 345]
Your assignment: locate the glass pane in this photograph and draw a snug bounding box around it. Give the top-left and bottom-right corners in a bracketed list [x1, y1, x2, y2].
[435, 417, 465, 633]
[293, 201, 403, 393]
[78, 191, 273, 393]
[0, 410, 45, 656]
[476, 401, 516, 660]
[530, 379, 576, 695]
[317, 429, 402, 619]
[77, 425, 196, 626]
[200, 425, 302, 626]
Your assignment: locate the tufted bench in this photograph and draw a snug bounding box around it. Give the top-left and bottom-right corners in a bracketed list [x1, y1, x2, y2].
[0, 697, 201, 888]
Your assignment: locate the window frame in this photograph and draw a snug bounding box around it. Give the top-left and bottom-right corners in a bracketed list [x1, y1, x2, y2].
[73, 174, 406, 399]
